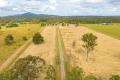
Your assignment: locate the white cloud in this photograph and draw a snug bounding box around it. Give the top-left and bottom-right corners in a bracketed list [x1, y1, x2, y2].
[0, 0, 9, 7]
[49, 0, 57, 4]
[10, 0, 56, 13]
[85, 0, 105, 3]
[12, 7, 19, 11]
[67, 0, 105, 4]
[0, 0, 120, 16]
[69, 0, 84, 4]
[49, 6, 56, 10]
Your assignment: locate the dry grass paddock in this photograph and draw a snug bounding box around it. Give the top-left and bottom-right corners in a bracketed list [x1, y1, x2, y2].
[60, 25, 120, 79]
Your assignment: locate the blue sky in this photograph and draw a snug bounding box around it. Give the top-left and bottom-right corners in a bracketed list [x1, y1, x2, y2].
[0, 0, 120, 16]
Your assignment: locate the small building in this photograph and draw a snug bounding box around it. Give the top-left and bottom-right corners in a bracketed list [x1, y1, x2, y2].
[100, 23, 109, 25]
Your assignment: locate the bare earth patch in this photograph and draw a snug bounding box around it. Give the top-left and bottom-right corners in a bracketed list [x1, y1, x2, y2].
[60, 25, 120, 79]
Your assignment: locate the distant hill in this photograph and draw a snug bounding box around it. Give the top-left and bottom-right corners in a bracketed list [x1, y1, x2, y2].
[0, 12, 120, 23]
[6, 12, 55, 17]
[16, 12, 38, 17]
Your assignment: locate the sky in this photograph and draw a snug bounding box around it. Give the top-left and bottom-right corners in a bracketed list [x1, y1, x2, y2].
[0, 0, 120, 16]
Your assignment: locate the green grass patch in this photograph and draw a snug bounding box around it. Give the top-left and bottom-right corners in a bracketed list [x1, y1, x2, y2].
[81, 23, 120, 40]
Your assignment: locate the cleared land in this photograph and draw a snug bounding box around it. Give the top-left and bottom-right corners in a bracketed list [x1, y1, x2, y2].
[18, 26, 57, 79]
[0, 24, 120, 80]
[60, 25, 120, 79]
[18, 26, 56, 64]
[81, 23, 120, 39]
[0, 24, 42, 65]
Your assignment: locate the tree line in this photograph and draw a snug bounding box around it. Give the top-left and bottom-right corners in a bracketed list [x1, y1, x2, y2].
[0, 16, 120, 25]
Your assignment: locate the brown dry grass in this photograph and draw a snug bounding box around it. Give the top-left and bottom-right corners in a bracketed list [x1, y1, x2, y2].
[60, 25, 120, 79]
[17, 26, 57, 80]
[0, 24, 42, 65]
[19, 26, 56, 65]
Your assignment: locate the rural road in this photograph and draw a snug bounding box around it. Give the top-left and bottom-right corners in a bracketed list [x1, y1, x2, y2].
[57, 27, 66, 80]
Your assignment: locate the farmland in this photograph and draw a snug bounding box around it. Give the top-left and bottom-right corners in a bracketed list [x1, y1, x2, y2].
[16, 26, 57, 80]
[0, 24, 43, 65]
[0, 0, 120, 79]
[0, 21, 120, 80]
[81, 23, 120, 39]
[60, 25, 120, 79]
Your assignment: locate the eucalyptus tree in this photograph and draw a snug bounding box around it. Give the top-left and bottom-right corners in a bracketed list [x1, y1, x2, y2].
[81, 33, 97, 61]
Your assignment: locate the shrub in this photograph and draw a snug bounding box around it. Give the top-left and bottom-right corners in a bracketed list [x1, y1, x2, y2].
[1, 23, 6, 26]
[84, 75, 98, 80]
[75, 23, 79, 27]
[110, 75, 120, 80]
[41, 23, 46, 27]
[62, 23, 66, 26]
[6, 23, 18, 28]
[68, 66, 84, 80]
[72, 41, 76, 48]
[5, 34, 14, 45]
[22, 36, 28, 41]
[32, 32, 44, 44]
[67, 23, 69, 26]
[45, 65, 56, 80]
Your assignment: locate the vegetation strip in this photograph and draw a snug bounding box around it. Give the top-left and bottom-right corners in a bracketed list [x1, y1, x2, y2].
[59, 28, 70, 80]
[55, 27, 61, 80]
[57, 27, 66, 80]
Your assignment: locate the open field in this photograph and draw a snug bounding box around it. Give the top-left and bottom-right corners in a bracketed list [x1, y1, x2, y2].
[81, 23, 120, 39]
[0, 24, 43, 65]
[18, 26, 56, 65]
[17, 26, 57, 80]
[60, 25, 120, 79]
[0, 24, 120, 80]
